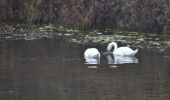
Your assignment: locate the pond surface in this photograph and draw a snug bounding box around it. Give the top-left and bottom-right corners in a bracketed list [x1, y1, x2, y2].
[0, 39, 170, 100]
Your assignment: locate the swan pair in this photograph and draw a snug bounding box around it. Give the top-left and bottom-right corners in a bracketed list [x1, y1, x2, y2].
[84, 42, 138, 58]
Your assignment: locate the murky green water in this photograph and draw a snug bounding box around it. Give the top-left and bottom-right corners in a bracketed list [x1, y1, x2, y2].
[0, 39, 170, 100]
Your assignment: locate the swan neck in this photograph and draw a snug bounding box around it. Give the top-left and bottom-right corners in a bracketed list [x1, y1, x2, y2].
[112, 42, 118, 52]
[107, 42, 118, 52]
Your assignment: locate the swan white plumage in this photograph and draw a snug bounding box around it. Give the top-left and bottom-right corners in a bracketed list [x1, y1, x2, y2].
[84, 48, 100, 64]
[107, 42, 138, 56]
[84, 48, 100, 58]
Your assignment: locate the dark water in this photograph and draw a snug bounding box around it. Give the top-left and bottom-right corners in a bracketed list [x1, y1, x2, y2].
[0, 39, 170, 100]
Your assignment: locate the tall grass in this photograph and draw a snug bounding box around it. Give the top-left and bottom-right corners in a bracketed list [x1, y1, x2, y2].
[0, 0, 170, 34]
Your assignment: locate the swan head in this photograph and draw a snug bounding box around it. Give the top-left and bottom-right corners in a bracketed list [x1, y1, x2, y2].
[107, 42, 118, 52]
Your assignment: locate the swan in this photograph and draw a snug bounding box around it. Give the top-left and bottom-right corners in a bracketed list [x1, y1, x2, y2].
[84, 48, 100, 64]
[107, 42, 138, 56]
[84, 48, 100, 58]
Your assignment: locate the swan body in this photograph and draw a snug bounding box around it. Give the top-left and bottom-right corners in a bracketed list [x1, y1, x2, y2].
[84, 48, 100, 64]
[84, 48, 100, 58]
[107, 42, 138, 56]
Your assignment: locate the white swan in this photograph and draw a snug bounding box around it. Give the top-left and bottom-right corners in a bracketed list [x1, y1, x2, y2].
[84, 48, 100, 64]
[107, 42, 138, 56]
[84, 48, 100, 58]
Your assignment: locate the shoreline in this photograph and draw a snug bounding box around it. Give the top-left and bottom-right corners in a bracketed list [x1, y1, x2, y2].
[0, 24, 170, 55]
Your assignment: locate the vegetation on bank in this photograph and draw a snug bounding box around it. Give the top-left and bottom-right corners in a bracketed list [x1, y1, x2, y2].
[0, 0, 170, 34]
[1, 24, 170, 54]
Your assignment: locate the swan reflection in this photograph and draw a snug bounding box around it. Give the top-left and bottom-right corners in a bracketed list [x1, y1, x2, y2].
[84, 57, 100, 64]
[107, 54, 138, 64]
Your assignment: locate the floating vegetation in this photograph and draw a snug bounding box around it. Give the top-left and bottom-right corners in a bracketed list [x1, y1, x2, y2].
[1, 24, 170, 54]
